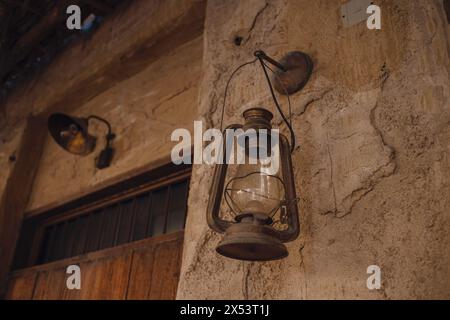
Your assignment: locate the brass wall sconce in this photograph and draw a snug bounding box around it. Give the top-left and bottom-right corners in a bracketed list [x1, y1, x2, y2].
[48, 113, 115, 169]
[206, 50, 313, 261]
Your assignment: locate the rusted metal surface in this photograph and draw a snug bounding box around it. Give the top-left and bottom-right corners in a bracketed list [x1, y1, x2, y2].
[216, 214, 288, 261]
[272, 51, 313, 95]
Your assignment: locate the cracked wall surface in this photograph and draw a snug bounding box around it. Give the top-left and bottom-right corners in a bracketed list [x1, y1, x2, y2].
[177, 0, 450, 299]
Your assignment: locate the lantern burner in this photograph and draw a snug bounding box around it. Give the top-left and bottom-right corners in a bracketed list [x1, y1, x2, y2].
[216, 213, 288, 261]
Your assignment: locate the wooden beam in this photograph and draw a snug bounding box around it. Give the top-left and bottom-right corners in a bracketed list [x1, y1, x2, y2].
[80, 0, 114, 13]
[0, 115, 47, 298]
[0, 0, 206, 137]
[43, 0, 206, 117]
[0, 0, 40, 15]
[0, 0, 74, 82]
[444, 0, 450, 23]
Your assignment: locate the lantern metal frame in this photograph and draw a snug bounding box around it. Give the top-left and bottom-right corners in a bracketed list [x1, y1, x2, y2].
[206, 109, 300, 243]
[206, 49, 313, 261]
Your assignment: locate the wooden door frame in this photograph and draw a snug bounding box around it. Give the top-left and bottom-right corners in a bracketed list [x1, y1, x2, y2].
[0, 115, 47, 297]
[17, 165, 191, 269]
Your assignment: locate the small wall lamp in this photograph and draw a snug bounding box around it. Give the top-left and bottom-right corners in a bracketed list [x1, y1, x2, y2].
[206, 50, 313, 261]
[47, 113, 115, 169]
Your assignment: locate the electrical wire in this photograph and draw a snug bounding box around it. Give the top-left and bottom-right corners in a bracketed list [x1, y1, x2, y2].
[261, 61, 293, 129]
[219, 54, 296, 153]
[257, 58, 296, 153]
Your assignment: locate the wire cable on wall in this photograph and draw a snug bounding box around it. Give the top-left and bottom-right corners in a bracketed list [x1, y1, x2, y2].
[219, 52, 296, 153]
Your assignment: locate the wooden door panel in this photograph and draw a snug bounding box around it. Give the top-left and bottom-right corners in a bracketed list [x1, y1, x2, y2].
[126, 244, 157, 299]
[125, 235, 183, 299]
[33, 268, 66, 299]
[5, 273, 36, 300]
[148, 238, 183, 299]
[6, 232, 183, 300]
[61, 255, 131, 300]
[76, 254, 132, 300]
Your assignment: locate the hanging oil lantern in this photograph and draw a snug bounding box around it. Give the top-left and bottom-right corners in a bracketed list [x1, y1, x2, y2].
[205, 50, 312, 261]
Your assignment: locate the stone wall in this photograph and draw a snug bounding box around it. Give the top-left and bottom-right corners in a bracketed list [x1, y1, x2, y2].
[177, 0, 450, 299]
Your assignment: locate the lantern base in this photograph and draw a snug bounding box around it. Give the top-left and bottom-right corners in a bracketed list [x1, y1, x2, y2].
[216, 214, 288, 261]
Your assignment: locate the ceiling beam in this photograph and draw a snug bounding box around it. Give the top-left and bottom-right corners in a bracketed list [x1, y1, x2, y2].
[0, 0, 76, 82]
[0, 0, 117, 83]
[42, 0, 206, 117]
[80, 0, 114, 13]
[0, 0, 39, 15]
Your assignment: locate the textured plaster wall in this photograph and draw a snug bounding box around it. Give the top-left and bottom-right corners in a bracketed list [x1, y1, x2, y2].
[177, 0, 450, 299]
[27, 38, 202, 212]
[0, 0, 204, 213]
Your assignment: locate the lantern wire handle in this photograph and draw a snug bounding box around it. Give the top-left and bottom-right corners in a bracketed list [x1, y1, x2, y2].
[260, 61, 293, 131]
[219, 58, 258, 132]
[219, 51, 296, 153]
[256, 56, 296, 153]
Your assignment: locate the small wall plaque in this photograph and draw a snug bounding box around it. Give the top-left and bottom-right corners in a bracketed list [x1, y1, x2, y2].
[341, 0, 374, 27]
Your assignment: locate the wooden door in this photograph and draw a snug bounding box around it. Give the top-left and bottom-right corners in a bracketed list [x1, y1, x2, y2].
[5, 232, 183, 300]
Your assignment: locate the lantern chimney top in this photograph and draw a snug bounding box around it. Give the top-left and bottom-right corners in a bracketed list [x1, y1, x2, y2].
[242, 107, 273, 131]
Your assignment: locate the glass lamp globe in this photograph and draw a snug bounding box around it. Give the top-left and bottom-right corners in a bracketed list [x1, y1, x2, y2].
[225, 145, 285, 220]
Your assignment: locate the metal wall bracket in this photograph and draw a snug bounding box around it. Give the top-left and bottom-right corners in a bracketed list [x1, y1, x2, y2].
[255, 50, 313, 96]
